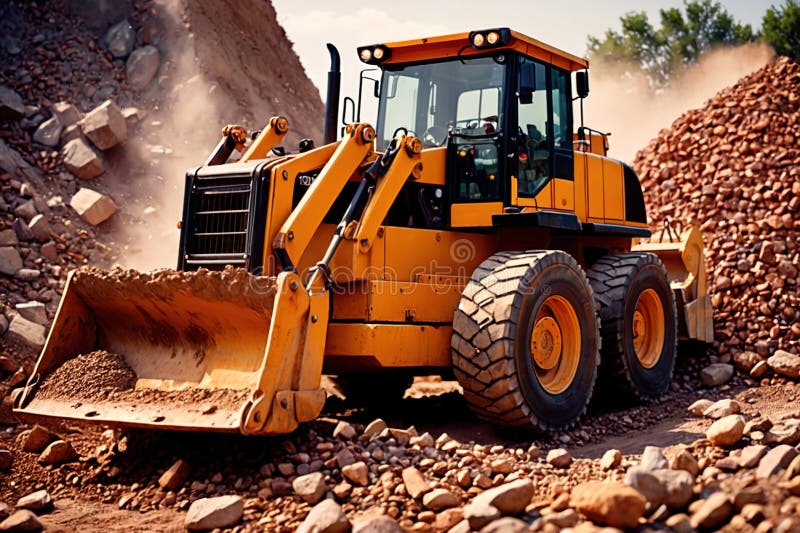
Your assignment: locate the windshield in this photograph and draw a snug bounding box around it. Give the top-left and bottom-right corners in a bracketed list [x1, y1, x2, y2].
[376, 56, 506, 150]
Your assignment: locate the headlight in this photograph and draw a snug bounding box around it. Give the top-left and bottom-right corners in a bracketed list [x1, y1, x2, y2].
[373, 47, 385, 60]
[472, 33, 485, 47]
[487, 31, 499, 44]
[359, 49, 372, 62]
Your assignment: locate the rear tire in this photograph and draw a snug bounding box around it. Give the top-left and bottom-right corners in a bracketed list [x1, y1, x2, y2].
[587, 253, 677, 401]
[451, 250, 600, 430]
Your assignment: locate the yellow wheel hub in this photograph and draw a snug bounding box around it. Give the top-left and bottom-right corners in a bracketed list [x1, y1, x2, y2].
[530, 295, 580, 395]
[632, 288, 665, 368]
[531, 317, 562, 370]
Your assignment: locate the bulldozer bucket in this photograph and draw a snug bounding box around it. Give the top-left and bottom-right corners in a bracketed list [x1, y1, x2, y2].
[633, 224, 714, 343]
[14, 266, 283, 432]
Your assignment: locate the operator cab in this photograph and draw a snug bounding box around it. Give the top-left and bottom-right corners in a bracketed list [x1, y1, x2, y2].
[362, 28, 584, 229]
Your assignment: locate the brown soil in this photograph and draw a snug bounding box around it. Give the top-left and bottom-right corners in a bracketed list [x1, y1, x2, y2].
[35, 348, 249, 410]
[37, 351, 137, 402]
[109, 386, 250, 412]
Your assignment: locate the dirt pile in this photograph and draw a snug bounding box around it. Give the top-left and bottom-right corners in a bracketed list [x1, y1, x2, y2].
[2, 383, 800, 532]
[633, 56, 800, 363]
[37, 350, 136, 402]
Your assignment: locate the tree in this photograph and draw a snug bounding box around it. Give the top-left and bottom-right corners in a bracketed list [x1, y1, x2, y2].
[763, 0, 800, 59]
[588, 0, 757, 87]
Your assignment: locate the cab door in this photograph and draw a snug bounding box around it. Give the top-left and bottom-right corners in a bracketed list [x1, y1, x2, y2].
[511, 57, 574, 213]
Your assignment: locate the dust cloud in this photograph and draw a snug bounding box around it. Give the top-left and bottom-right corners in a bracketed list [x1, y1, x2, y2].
[583, 43, 775, 163]
[118, 0, 226, 271]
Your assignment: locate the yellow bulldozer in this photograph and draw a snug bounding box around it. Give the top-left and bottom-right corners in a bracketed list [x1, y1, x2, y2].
[14, 28, 713, 434]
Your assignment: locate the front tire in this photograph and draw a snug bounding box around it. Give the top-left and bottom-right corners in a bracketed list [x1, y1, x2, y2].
[587, 253, 678, 401]
[451, 250, 600, 430]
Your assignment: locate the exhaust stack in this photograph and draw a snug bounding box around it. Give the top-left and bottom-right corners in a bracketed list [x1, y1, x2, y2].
[324, 43, 341, 144]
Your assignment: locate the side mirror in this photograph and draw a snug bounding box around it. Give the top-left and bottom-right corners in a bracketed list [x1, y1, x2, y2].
[576, 70, 589, 99]
[519, 62, 534, 105]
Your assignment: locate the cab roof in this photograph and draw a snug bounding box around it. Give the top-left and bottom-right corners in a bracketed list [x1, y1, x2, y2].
[369, 28, 589, 72]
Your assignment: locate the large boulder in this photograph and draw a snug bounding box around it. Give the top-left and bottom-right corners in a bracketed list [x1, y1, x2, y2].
[52, 101, 82, 127]
[62, 138, 103, 179]
[126, 46, 160, 90]
[80, 100, 127, 150]
[69, 188, 117, 225]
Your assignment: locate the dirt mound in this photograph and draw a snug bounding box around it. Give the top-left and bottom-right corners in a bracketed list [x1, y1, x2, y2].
[633, 56, 800, 361]
[37, 350, 136, 402]
[179, 0, 324, 146]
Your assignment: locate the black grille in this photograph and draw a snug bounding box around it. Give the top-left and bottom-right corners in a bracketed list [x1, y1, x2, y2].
[185, 179, 252, 267]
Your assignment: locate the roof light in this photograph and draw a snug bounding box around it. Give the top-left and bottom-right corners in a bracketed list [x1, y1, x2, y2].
[357, 45, 392, 64]
[469, 28, 512, 49]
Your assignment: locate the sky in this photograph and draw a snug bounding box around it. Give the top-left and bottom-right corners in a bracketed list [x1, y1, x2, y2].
[271, 0, 772, 103]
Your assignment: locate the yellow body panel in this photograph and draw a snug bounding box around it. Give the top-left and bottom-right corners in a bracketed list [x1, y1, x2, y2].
[450, 202, 504, 227]
[586, 154, 605, 220]
[263, 143, 339, 274]
[535, 182, 553, 209]
[384, 226, 495, 282]
[573, 152, 588, 221]
[602, 159, 625, 221]
[553, 178, 575, 211]
[418, 147, 446, 185]
[324, 323, 452, 368]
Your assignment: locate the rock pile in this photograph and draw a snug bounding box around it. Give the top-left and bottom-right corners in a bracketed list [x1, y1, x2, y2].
[3, 386, 800, 532]
[633, 57, 799, 366]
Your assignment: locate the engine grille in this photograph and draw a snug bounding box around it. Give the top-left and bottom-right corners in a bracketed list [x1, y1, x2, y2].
[185, 180, 252, 267]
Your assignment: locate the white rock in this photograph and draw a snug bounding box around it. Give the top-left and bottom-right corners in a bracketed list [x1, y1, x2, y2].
[33, 116, 63, 147]
[293, 472, 327, 504]
[80, 99, 127, 150]
[185, 495, 243, 531]
[69, 188, 117, 225]
[700, 363, 734, 387]
[15, 302, 47, 326]
[706, 415, 745, 447]
[52, 101, 82, 126]
[767, 350, 800, 379]
[6, 315, 46, 350]
[296, 499, 351, 533]
[63, 138, 103, 179]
